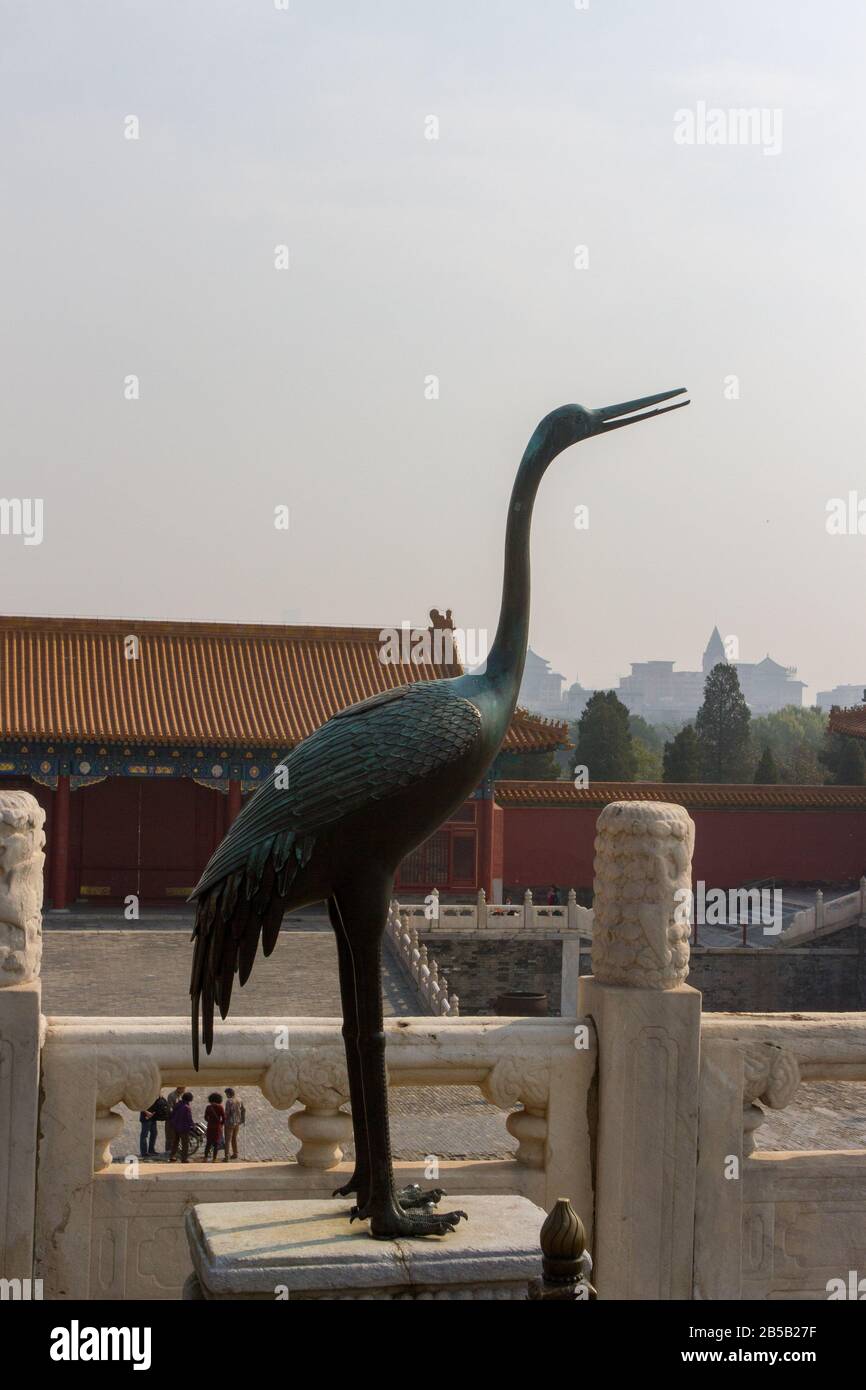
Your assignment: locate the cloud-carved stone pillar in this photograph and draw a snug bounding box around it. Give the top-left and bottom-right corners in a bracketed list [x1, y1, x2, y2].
[578, 800, 701, 1300]
[591, 799, 693, 989]
[0, 790, 46, 1284]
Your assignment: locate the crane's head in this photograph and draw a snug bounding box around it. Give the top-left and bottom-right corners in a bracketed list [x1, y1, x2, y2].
[537, 388, 689, 460]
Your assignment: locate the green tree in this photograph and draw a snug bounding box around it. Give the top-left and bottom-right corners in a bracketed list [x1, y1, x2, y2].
[633, 737, 663, 781]
[498, 749, 561, 780]
[574, 690, 636, 782]
[628, 714, 666, 756]
[820, 733, 866, 786]
[750, 706, 827, 784]
[695, 664, 752, 782]
[754, 745, 779, 783]
[662, 724, 701, 782]
[837, 740, 866, 785]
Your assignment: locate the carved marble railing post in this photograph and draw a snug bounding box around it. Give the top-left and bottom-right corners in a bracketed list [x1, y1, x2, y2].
[400, 919, 412, 960]
[95, 1053, 161, 1172]
[477, 887, 487, 928]
[410, 926, 421, 975]
[263, 1051, 352, 1168]
[482, 1055, 551, 1169]
[578, 800, 701, 1301]
[0, 791, 45, 1284]
[418, 943, 430, 1002]
[741, 1042, 800, 1156]
[428, 959, 441, 1011]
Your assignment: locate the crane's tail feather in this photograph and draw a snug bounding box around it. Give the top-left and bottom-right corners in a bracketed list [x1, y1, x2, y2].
[189, 829, 315, 1067]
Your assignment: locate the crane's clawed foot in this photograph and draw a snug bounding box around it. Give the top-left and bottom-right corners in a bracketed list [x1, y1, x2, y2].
[368, 1206, 468, 1240]
[332, 1177, 360, 1199]
[343, 1183, 444, 1218]
[396, 1183, 447, 1210]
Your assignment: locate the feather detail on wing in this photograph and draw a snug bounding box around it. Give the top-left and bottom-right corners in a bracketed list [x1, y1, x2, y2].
[189, 682, 481, 1066]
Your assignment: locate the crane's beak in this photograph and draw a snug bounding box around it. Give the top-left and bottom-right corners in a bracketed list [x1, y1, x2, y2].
[593, 387, 689, 433]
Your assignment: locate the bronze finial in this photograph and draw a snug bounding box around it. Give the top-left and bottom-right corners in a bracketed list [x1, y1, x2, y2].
[529, 1198, 597, 1300]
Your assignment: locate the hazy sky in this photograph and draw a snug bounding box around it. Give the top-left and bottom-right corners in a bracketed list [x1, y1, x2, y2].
[2, 0, 865, 701]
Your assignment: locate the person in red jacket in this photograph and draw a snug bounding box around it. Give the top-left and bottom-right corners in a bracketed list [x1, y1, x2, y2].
[204, 1092, 226, 1162]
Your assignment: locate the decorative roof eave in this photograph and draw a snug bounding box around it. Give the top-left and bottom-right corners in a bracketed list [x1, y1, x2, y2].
[494, 780, 866, 810]
[828, 704, 866, 740]
[0, 614, 569, 754]
[502, 707, 571, 753]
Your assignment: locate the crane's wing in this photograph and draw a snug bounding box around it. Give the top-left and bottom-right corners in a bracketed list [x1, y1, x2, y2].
[189, 681, 482, 1063]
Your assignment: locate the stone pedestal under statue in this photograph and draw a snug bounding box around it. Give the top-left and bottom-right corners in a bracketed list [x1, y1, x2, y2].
[184, 1195, 546, 1300]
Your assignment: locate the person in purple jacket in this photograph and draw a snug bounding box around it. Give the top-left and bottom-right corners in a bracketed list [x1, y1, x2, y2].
[168, 1091, 195, 1163]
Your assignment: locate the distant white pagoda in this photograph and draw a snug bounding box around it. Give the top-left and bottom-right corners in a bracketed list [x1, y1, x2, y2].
[517, 628, 806, 728]
[702, 625, 727, 673]
[617, 627, 806, 724]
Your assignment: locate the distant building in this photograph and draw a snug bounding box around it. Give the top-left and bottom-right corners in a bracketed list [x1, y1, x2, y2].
[562, 679, 594, 721]
[617, 627, 806, 723]
[518, 648, 566, 715]
[519, 627, 806, 728]
[617, 660, 703, 724]
[518, 648, 595, 722]
[817, 684, 866, 712]
[735, 654, 807, 716]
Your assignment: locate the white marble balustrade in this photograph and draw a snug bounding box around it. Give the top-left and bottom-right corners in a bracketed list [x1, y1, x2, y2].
[35, 1013, 594, 1299]
[392, 887, 594, 935]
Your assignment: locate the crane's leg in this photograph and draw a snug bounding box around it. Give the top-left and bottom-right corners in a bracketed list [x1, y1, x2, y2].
[328, 896, 370, 1204]
[329, 893, 446, 1213]
[341, 874, 467, 1240]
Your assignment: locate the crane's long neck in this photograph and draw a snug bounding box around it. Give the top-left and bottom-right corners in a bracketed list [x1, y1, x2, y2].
[485, 427, 557, 707]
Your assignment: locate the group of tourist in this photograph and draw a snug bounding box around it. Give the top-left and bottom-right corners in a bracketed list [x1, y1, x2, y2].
[138, 1086, 246, 1163]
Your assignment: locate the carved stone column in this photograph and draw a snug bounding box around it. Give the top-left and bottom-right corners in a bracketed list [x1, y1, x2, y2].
[741, 1042, 800, 1156]
[482, 1056, 551, 1169]
[95, 1053, 162, 1171]
[0, 791, 46, 1283]
[263, 1050, 352, 1169]
[292, 1051, 353, 1168]
[0, 790, 44, 986]
[578, 800, 701, 1300]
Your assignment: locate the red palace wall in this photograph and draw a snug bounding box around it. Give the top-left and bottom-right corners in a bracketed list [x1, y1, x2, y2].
[7, 775, 866, 905]
[74, 778, 225, 900]
[7, 777, 228, 906]
[502, 804, 866, 890]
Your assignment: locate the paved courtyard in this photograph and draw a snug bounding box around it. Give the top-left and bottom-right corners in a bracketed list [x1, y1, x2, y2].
[41, 924, 866, 1162]
[42, 925, 515, 1164]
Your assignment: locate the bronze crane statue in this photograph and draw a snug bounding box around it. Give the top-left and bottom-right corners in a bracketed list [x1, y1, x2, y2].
[189, 388, 689, 1238]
